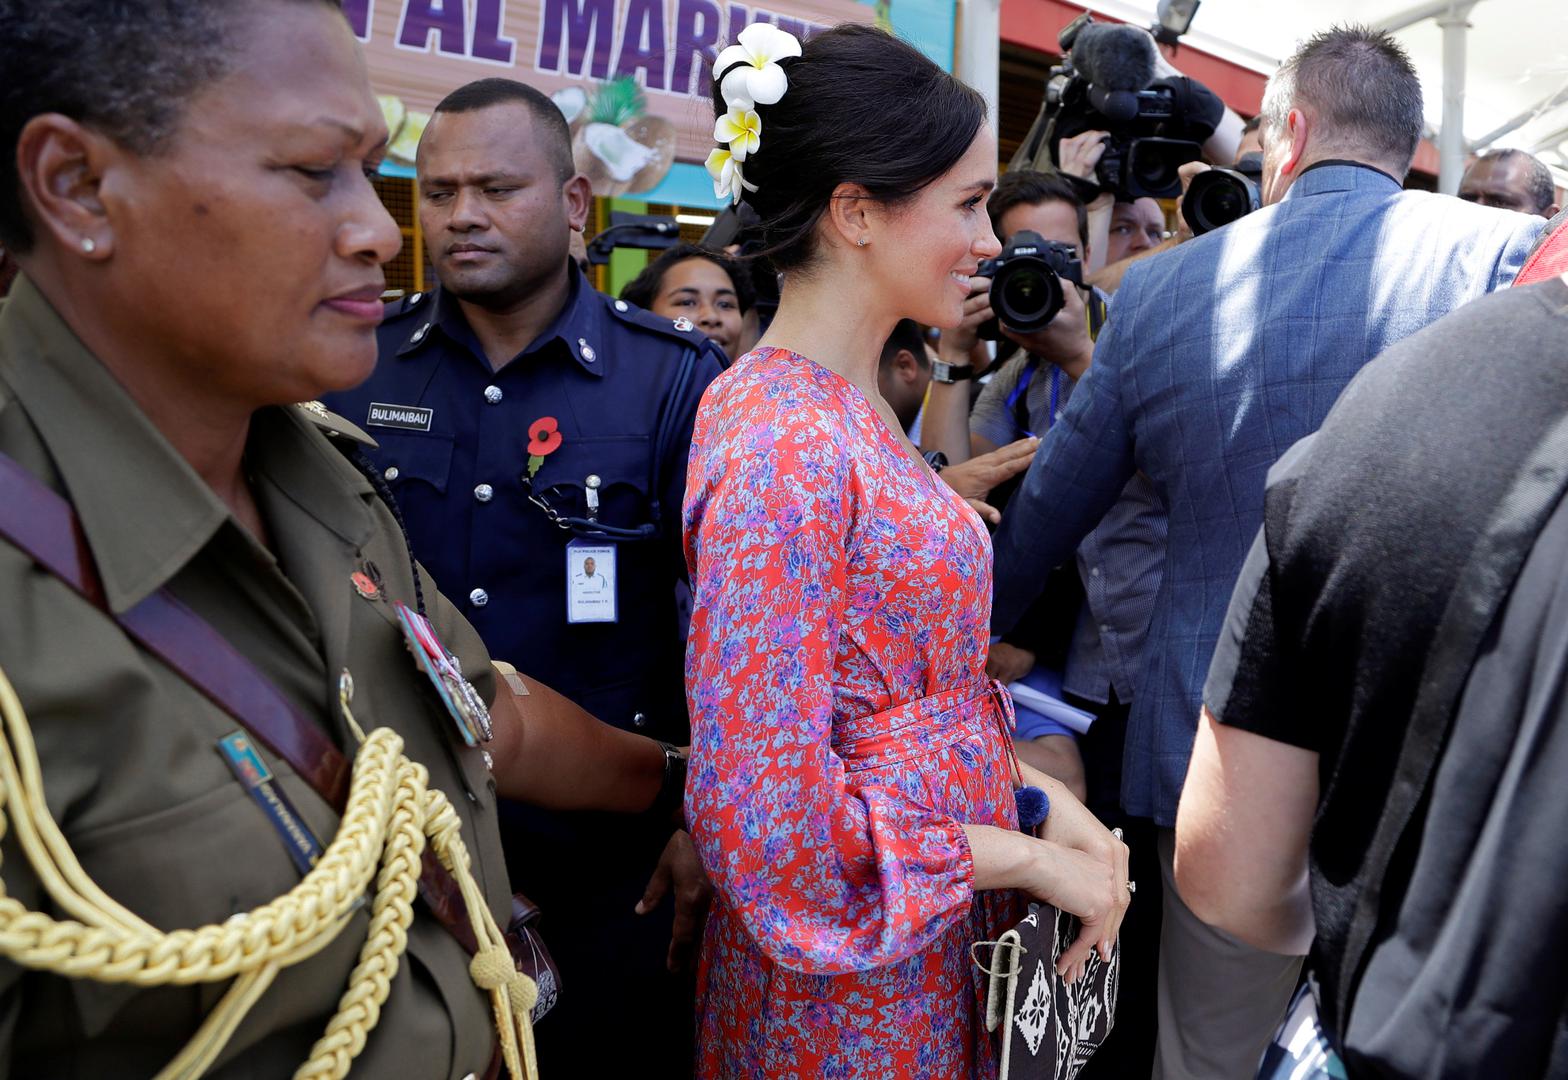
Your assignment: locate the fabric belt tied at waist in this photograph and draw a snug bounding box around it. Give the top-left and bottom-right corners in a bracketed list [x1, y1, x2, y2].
[832, 680, 1015, 772]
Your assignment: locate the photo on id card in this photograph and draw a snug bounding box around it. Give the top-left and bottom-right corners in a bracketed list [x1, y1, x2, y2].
[566, 540, 617, 623]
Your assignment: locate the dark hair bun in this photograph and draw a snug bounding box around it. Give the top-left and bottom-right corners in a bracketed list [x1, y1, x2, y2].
[712, 23, 985, 271]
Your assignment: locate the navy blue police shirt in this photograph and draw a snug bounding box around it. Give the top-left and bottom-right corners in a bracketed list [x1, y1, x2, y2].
[324, 264, 723, 741]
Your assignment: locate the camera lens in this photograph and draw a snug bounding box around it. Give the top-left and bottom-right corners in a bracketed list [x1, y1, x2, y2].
[1124, 138, 1203, 200]
[994, 266, 1065, 333]
[1133, 150, 1178, 193]
[1199, 183, 1246, 221]
[1004, 270, 1044, 316]
[1181, 169, 1261, 237]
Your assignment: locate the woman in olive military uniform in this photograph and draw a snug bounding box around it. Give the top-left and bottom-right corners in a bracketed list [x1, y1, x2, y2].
[0, 1, 702, 1076]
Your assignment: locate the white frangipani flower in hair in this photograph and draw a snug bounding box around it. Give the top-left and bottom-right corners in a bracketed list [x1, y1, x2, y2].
[715, 23, 802, 110]
[705, 146, 757, 204]
[714, 105, 762, 161]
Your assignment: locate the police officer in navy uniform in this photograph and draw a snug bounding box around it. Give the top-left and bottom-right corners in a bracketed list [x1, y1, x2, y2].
[324, 77, 723, 1076]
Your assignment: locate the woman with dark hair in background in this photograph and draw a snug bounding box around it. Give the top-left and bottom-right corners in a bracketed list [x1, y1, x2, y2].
[682, 22, 1130, 1077]
[620, 242, 754, 362]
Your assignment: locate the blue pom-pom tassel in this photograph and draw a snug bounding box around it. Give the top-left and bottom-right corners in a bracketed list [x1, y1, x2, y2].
[1014, 785, 1050, 831]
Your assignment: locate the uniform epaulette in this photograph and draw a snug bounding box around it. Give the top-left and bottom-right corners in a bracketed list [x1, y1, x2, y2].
[294, 400, 379, 448]
[603, 295, 714, 353]
[380, 290, 431, 321]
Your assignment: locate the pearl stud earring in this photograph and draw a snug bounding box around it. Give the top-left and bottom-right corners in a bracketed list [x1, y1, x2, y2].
[80, 237, 96, 254]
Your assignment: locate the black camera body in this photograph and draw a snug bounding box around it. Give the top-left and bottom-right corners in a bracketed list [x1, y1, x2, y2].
[1180, 151, 1262, 236]
[1036, 17, 1224, 201]
[977, 230, 1083, 341]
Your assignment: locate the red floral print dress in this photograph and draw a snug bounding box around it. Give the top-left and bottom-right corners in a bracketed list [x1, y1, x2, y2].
[683, 347, 1020, 1078]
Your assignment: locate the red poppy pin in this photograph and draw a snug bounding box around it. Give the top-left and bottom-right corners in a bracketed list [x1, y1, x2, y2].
[527, 416, 563, 479]
[351, 570, 381, 601]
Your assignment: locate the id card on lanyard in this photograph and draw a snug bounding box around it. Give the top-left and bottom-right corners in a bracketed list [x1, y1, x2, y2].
[566, 539, 618, 623]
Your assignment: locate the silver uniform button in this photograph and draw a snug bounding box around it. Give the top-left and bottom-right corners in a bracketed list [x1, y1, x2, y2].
[409, 292, 423, 305]
[411, 323, 429, 343]
[672, 316, 695, 332]
[614, 300, 629, 312]
[469, 588, 489, 608]
[633, 712, 648, 728]
[474, 483, 494, 503]
[484, 384, 503, 405]
[578, 338, 596, 363]
[383, 466, 400, 481]
[586, 474, 602, 490]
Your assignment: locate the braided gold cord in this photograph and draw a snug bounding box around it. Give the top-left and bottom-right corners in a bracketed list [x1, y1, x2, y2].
[0, 664, 537, 1080]
[294, 756, 427, 1080]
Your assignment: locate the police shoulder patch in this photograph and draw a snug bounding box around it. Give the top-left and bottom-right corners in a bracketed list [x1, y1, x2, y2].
[378, 289, 429, 325]
[604, 294, 711, 351]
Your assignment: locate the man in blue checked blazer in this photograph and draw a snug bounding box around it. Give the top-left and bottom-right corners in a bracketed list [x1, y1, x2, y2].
[991, 25, 1544, 1080]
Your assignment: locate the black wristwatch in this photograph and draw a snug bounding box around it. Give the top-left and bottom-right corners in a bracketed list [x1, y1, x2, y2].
[923, 450, 948, 474]
[931, 359, 977, 384]
[651, 740, 688, 825]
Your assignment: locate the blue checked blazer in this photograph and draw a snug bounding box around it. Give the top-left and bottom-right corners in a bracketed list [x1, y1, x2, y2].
[991, 162, 1544, 825]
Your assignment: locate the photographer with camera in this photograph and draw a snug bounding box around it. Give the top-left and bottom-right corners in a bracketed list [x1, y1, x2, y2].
[924, 172, 1164, 789]
[920, 170, 1098, 473]
[1058, 129, 1167, 274]
[991, 26, 1544, 1079]
[1022, 21, 1254, 296]
[1012, 18, 1247, 295]
[922, 170, 1102, 779]
[921, 170, 1167, 1075]
[1058, 127, 1173, 289]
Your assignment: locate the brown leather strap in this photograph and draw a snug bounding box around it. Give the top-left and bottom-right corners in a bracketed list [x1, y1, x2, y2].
[0, 452, 483, 957]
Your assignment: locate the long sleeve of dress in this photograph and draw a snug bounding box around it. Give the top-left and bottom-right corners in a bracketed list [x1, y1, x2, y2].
[682, 372, 975, 976]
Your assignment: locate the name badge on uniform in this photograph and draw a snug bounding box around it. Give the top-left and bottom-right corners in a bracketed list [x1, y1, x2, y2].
[566, 540, 617, 624]
[217, 732, 323, 876]
[393, 602, 493, 746]
[366, 402, 434, 432]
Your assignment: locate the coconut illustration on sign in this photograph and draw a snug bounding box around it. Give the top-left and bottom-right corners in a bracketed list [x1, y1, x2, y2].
[555, 77, 676, 198]
[553, 86, 589, 132]
[373, 80, 675, 198]
[379, 93, 430, 167]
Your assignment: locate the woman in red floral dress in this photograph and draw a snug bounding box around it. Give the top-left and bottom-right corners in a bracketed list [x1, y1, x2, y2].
[683, 24, 1131, 1079]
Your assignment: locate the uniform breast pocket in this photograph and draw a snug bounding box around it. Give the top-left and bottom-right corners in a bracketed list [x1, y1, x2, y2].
[62, 779, 349, 1040]
[374, 431, 455, 495]
[529, 435, 659, 537]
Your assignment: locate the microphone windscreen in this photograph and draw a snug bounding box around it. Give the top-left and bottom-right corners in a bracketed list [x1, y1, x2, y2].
[1070, 23, 1156, 92]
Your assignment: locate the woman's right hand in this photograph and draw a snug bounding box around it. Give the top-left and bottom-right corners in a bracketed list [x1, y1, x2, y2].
[963, 823, 1130, 984]
[1024, 837, 1127, 982]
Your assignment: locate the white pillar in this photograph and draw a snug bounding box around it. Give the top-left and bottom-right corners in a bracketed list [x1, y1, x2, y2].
[1435, 3, 1472, 194]
[954, 0, 1002, 129]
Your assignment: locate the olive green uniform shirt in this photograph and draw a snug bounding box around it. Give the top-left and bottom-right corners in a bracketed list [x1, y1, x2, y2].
[0, 278, 511, 1079]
